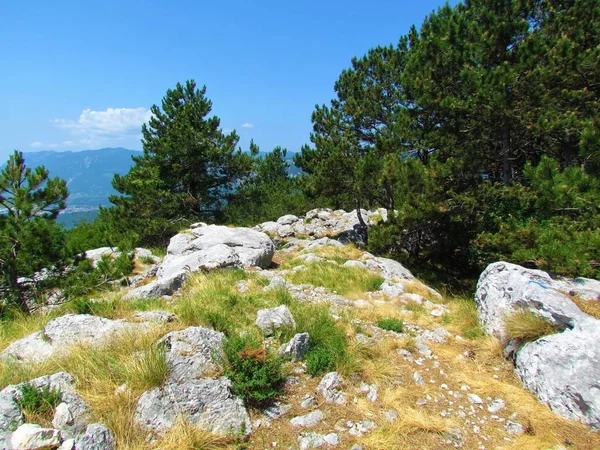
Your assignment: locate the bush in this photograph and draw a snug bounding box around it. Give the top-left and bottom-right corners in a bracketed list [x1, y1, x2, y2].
[376, 317, 404, 333]
[16, 383, 62, 424]
[305, 347, 335, 376]
[222, 333, 285, 408]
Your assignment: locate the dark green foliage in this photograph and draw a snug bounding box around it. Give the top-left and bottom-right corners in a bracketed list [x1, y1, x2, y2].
[16, 382, 62, 422]
[222, 333, 286, 408]
[0, 151, 69, 312]
[225, 144, 310, 226]
[109, 80, 254, 245]
[305, 347, 335, 376]
[376, 317, 404, 333]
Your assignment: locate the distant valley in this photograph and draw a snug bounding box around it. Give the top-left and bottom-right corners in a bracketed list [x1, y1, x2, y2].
[12, 147, 299, 227]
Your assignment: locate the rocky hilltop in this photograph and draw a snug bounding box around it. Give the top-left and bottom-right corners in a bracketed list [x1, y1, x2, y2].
[1, 208, 599, 449]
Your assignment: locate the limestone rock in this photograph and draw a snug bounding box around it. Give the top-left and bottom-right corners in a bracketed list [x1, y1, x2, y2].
[290, 410, 324, 428]
[158, 225, 275, 279]
[132, 310, 177, 324]
[123, 271, 188, 300]
[316, 372, 346, 405]
[74, 423, 115, 450]
[256, 305, 296, 336]
[298, 432, 339, 450]
[1, 315, 143, 364]
[134, 377, 250, 437]
[10, 423, 61, 450]
[279, 333, 310, 362]
[0, 372, 90, 436]
[475, 261, 600, 430]
[159, 326, 224, 383]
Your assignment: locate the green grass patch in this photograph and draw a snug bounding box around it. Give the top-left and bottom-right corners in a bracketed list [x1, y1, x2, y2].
[175, 270, 294, 335]
[377, 317, 404, 333]
[290, 303, 350, 376]
[285, 262, 383, 297]
[16, 382, 62, 426]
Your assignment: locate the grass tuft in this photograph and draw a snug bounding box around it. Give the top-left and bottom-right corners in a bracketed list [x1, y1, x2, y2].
[503, 310, 562, 342]
[15, 382, 62, 426]
[377, 317, 404, 333]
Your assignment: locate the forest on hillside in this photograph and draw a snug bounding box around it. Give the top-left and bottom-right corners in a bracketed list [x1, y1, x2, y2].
[1, 0, 599, 313]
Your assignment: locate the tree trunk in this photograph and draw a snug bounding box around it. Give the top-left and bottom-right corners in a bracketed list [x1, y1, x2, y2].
[355, 199, 368, 246]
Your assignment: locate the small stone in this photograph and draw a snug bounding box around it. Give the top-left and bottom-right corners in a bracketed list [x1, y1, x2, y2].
[413, 371, 425, 385]
[300, 395, 317, 408]
[348, 420, 377, 437]
[256, 305, 296, 336]
[298, 432, 339, 450]
[290, 410, 324, 428]
[279, 333, 310, 362]
[58, 439, 76, 450]
[264, 403, 292, 420]
[359, 382, 378, 402]
[11, 424, 61, 450]
[52, 402, 74, 429]
[385, 409, 399, 422]
[505, 421, 525, 435]
[487, 398, 506, 413]
[316, 372, 346, 405]
[468, 393, 483, 404]
[75, 423, 115, 450]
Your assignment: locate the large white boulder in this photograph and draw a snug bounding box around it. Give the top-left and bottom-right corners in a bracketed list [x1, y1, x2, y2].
[475, 261, 600, 430]
[0, 315, 145, 364]
[134, 377, 250, 437]
[157, 225, 275, 279]
[159, 327, 224, 383]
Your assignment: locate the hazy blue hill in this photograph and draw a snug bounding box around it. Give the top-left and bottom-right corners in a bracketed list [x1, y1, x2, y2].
[20, 147, 140, 210]
[7, 147, 300, 227]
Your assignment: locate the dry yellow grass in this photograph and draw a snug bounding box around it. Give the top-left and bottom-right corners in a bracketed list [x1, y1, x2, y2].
[504, 310, 562, 342]
[571, 295, 600, 319]
[152, 417, 232, 450]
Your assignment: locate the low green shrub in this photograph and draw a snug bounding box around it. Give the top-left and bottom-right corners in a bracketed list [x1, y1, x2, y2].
[305, 347, 335, 376]
[222, 333, 285, 408]
[376, 317, 404, 333]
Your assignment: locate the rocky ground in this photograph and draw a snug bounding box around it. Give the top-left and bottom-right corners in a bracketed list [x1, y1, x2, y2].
[1, 208, 599, 449]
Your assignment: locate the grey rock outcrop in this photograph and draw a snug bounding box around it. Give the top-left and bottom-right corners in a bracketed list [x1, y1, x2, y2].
[0, 372, 89, 436]
[256, 208, 387, 244]
[475, 261, 600, 430]
[0, 315, 144, 364]
[316, 372, 346, 405]
[74, 423, 115, 450]
[134, 377, 250, 437]
[125, 225, 275, 299]
[159, 326, 224, 383]
[279, 332, 310, 362]
[256, 305, 296, 336]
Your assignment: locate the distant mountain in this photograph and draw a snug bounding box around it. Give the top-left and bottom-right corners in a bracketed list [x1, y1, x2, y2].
[11, 147, 300, 227]
[19, 148, 140, 212]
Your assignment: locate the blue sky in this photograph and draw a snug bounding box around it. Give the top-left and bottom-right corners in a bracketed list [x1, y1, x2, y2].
[0, 0, 456, 162]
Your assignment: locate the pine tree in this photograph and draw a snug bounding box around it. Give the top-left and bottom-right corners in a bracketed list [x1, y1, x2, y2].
[110, 80, 254, 245]
[0, 151, 68, 312]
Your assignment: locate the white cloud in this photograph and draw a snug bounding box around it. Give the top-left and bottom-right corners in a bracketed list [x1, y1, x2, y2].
[29, 141, 59, 149]
[53, 107, 152, 137]
[241, 123, 254, 128]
